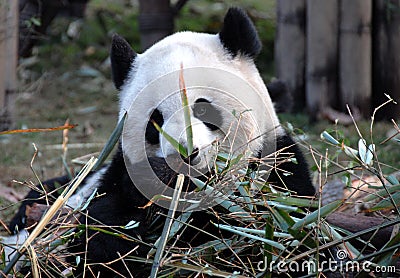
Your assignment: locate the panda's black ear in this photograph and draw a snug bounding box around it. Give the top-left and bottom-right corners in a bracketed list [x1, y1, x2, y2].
[219, 7, 262, 58]
[111, 34, 137, 90]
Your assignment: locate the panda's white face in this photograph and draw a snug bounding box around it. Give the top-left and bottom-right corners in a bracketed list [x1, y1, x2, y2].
[111, 8, 283, 174]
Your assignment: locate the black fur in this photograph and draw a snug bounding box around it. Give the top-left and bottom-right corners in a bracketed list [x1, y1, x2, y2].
[193, 98, 222, 131]
[267, 79, 293, 113]
[219, 7, 262, 58]
[110, 34, 136, 90]
[145, 109, 164, 145]
[266, 133, 315, 196]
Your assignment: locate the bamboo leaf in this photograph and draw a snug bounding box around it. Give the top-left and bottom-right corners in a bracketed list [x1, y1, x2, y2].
[363, 185, 400, 202]
[30, 17, 41, 26]
[368, 192, 400, 212]
[214, 223, 286, 250]
[343, 145, 359, 160]
[358, 139, 367, 163]
[192, 179, 250, 217]
[255, 200, 299, 212]
[291, 200, 342, 231]
[93, 112, 126, 171]
[152, 120, 188, 158]
[79, 188, 98, 211]
[237, 184, 254, 211]
[386, 175, 400, 186]
[77, 225, 129, 238]
[191, 177, 206, 190]
[229, 153, 244, 167]
[272, 196, 318, 208]
[267, 207, 294, 232]
[264, 215, 274, 278]
[212, 224, 292, 239]
[123, 220, 140, 230]
[321, 131, 340, 145]
[76, 256, 81, 266]
[192, 239, 233, 253]
[216, 153, 229, 162]
[367, 144, 375, 165]
[358, 139, 374, 165]
[179, 64, 193, 155]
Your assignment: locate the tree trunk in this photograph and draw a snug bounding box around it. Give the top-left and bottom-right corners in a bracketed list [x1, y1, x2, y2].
[339, 0, 372, 117]
[0, 0, 18, 130]
[138, 0, 174, 51]
[372, 0, 400, 120]
[275, 0, 306, 111]
[306, 0, 338, 120]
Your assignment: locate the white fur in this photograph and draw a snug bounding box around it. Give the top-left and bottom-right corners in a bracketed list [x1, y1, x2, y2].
[66, 167, 108, 209]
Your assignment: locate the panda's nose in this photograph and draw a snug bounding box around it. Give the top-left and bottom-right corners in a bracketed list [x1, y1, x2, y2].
[181, 148, 199, 165]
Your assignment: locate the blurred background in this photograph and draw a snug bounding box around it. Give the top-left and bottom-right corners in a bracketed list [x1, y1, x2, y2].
[0, 0, 399, 216]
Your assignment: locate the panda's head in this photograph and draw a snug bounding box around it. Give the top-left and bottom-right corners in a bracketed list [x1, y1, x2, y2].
[111, 7, 281, 173]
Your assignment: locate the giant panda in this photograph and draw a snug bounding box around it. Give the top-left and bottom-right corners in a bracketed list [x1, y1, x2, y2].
[5, 7, 315, 277]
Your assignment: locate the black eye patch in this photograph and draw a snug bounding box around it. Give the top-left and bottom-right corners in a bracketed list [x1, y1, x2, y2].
[193, 98, 222, 131]
[145, 109, 164, 145]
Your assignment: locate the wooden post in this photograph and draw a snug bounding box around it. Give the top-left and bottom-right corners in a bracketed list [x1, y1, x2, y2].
[0, 0, 18, 130]
[275, 0, 306, 111]
[138, 0, 174, 51]
[372, 0, 400, 120]
[0, 2, 7, 114]
[306, 0, 338, 120]
[339, 0, 372, 117]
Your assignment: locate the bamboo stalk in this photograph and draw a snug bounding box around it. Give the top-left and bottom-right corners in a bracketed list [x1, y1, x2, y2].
[150, 174, 184, 278]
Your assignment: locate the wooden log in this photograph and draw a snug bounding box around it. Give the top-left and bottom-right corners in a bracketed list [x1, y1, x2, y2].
[339, 0, 372, 117]
[326, 212, 393, 249]
[372, 0, 400, 120]
[26, 203, 74, 228]
[275, 0, 306, 111]
[306, 0, 338, 121]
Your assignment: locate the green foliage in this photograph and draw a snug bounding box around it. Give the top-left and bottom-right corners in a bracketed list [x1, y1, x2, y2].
[152, 120, 188, 158]
[24, 17, 41, 28]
